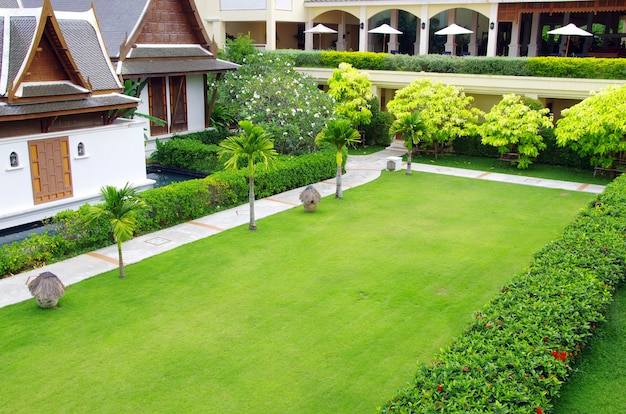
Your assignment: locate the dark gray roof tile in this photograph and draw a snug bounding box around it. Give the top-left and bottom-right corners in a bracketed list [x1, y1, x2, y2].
[0, 93, 138, 118]
[8, 16, 37, 88]
[119, 58, 239, 76]
[19, 81, 89, 98]
[0, 0, 20, 7]
[57, 17, 121, 91]
[127, 45, 212, 59]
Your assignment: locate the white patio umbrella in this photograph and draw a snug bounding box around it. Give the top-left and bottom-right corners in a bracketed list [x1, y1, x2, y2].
[368, 23, 403, 53]
[304, 23, 338, 50]
[547, 23, 593, 56]
[435, 24, 473, 55]
[434, 23, 473, 36]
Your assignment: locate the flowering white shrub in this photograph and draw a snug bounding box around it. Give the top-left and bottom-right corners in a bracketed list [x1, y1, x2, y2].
[217, 53, 337, 155]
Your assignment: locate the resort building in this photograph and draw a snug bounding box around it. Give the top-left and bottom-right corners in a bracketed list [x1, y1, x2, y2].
[199, 0, 626, 57]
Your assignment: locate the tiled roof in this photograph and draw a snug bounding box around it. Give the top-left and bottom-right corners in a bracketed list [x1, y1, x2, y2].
[0, 0, 21, 7]
[18, 81, 89, 97]
[7, 16, 37, 92]
[126, 44, 212, 59]
[56, 13, 122, 91]
[0, 93, 138, 118]
[118, 58, 239, 77]
[21, 0, 150, 58]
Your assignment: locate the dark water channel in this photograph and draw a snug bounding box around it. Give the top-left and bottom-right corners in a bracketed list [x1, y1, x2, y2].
[0, 168, 203, 247]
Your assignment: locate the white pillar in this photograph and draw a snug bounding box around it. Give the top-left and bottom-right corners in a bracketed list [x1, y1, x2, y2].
[486, 3, 498, 57]
[508, 19, 520, 56]
[337, 12, 346, 51]
[468, 12, 478, 55]
[445, 10, 456, 55]
[414, 18, 421, 55]
[528, 12, 540, 57]
[304, 21, 313, 51]
[418, 5, 429, 55]
[359, 6, 368, 52]
[266, 0, 276, 50]
[389, 9, 399, 52]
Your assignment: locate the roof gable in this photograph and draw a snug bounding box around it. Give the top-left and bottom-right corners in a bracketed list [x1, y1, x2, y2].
[121, 0, 211, 58]
[1, 1, 88, 103]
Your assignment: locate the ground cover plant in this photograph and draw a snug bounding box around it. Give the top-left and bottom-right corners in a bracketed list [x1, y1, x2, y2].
[0, 173, 596, 413]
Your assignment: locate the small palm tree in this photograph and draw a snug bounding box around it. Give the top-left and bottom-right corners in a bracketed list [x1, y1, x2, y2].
[88, 183, 147, 279]
[389, 112, 428, 175]
[315, 119, 361, 199]
[219, 120, 277, 231]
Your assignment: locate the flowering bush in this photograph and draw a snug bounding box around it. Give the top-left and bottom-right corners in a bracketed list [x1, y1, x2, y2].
[216, 53, 336, 155]
[381, 174, 626, 413]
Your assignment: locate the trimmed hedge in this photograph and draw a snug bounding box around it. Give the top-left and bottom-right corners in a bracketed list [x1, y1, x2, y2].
[271, 50, 626, 80]
[151, 138, 223, 173]
[381, 175, 626, 413]
[0, 149, 336, 278]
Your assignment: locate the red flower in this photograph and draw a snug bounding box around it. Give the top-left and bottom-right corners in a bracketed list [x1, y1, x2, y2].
[437, 384, 443, 392]
[552, 351, 560, 359]
[560, 351, 567, 361]
[535, 408, 543, 414]
[543, 337, 548, 342]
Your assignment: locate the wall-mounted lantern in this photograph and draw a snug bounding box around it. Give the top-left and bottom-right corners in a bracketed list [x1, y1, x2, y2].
[421, 22, 426, 30]
[490, 22, 495, 30]
[360, 22, 364, 30]
[77, 142, 85, 156]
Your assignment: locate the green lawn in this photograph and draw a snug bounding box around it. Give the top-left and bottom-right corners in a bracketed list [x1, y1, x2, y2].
[552, 284, 626, 414]
[0, 172, 596, 413]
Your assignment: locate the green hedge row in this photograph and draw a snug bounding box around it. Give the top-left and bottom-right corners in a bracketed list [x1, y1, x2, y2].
[271, 50, 626, 80]
[381, 175, 626, 413]
[0, 149, 336, 278]
[151, 139, 223, 173]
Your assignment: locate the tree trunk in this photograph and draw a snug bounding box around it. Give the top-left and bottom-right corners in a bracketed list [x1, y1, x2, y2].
[406, 149, 413, 175]
[117, 240, 125, 279]
[249, 174, 257, 231]
[336, 164, 343, 199]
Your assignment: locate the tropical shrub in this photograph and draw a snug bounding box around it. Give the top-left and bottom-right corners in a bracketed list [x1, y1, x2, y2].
[217, 53, 336, 155]
[381, 175, 626, 413]
[327, 62, 374, 127]
[363, 99, 393, 146]
[151, 139, 222, 173]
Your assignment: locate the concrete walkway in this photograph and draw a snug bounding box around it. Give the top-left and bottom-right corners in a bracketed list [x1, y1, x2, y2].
[0, 148, 605, 309]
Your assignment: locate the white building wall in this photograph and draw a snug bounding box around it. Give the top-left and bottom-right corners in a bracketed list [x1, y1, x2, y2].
[0, 118, 150, 229]
[187, 74, 207, 133]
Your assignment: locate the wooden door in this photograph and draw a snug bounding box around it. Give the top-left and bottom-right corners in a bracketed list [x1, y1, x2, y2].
[148, 77, 168, 136]
[29, 137, 73, 204]
[169, 76, 188, 133]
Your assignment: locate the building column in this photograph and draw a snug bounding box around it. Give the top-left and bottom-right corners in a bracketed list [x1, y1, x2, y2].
[468, 11, 478, 55]
[359, 6, 368, 52]
[304, 21, 313, 51]
[445, 9, 456, 54]
[389, 9, 399, 52]
[558, 12, 571, 56]
[337, 12, 347, 51]
[527, 12, 540, 56]
[508, 19, 520, 56]
[418, 5, 429, 55]
[266, 0, 276, 50]
[486, 3, 498, 56]
[583, 12, 594, 54]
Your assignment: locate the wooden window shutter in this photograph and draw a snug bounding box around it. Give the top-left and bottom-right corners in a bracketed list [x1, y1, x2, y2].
[169, 76, 188, 133]
[148, 77, 168, 136]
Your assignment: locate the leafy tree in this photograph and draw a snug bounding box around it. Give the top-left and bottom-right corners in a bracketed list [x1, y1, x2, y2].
[223, 33, 257, 65]
[555, 84, 626, 168]
[479, 94, 553, 169]
[386, 79, 482, 153]
[217, 53, 336, 155]
[219, 120, 277, 231]
[389, 112, 429, 175]
[87, 183, 147, 279]
[315, 119, 361, 199]
[327, 62, 374, 128]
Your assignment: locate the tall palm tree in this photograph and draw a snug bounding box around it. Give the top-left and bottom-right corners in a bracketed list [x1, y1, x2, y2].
[88, 183, 147, 279]
[315, 118, 361, 198]
[389, 112, 428, 175]
[219, 120, 277, 231]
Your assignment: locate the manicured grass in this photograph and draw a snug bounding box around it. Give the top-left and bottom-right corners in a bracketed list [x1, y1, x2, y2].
[552, 284, 626, 413]
[0, 172, 595, 413]
[412, 153, 613, 185]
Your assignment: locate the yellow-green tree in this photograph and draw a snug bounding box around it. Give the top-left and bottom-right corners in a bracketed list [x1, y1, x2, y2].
[555, 84, 626, 168]
[387, 79, 482, 153]
[315, 119, 360, 199]
[479, 94, 553, 169]
[327, 62, 374, 127]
